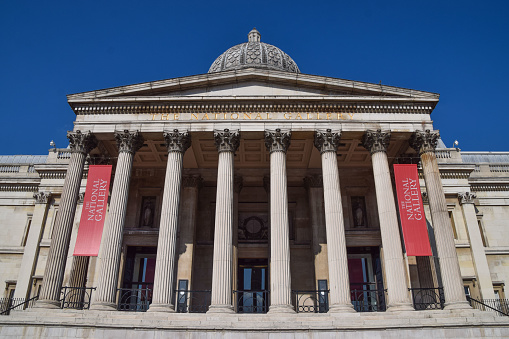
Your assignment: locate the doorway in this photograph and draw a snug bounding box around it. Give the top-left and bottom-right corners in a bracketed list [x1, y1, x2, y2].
[236, 258, 269, 313]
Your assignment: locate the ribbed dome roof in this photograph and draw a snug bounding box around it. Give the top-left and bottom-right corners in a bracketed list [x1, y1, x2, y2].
[208, 28, 300, 74]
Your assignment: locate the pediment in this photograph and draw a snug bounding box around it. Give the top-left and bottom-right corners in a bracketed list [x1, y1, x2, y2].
[67, 68, 439, 106]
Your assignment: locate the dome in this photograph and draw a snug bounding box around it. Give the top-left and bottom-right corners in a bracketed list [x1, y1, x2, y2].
[208, 28, 300, 74]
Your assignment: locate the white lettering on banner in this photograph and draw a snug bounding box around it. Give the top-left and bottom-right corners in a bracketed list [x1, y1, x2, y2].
[400, 177, 423, 221]
[86, 179, 108, 222]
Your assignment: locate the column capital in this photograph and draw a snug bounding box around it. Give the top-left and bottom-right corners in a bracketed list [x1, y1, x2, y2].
[78, 192, 85, 204]
[362, 129, 391, 155]
[314, 129, 341, 154]
[421, 191, 429, 204]
[458, 192, 476, 205]
[409, 130, 440, 155]
[182, 175, 203, 189]
[115, 130, 144, 154]
[234, 175, 243, 194]
[265, 129, 291, 153]
[67, 130, 98, 155]
[33, 191, 50, 204]
[303, 175, 323, 190]
[163, 129, 191, 153]
[214, 129, 240, 153]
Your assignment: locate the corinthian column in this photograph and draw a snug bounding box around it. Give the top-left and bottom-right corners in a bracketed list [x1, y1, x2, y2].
[362, 129, 413, 311]
[35, 131, 97, 309]
[458, 192, 495, 300]
[149, 130, 191, 312]
[315, 129, 355, 312]
[208, 129, 240, 313]
[410, 130, 470, 309]
[265, 129, 294, 313]
[92, 130, 143, 310]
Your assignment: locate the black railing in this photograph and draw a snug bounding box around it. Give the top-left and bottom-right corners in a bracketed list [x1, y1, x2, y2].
[409, 287, 445, 310]
[60, 287, 95, 310]
[292, 290, 329, 313]
[234, 290, 269, 313]
[467, 296, 509, 316]
[175, 290, 211, 313]
[350, 283, 386, 312]
[117, 287, 152, 312]
[0, 295, 38, 315]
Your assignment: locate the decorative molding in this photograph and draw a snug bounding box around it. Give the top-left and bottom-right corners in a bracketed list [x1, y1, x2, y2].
[361, 129, 391, 155]
[33, 191, 50, 204]
[163, 129, 191, 153]
[303, 175, 323, 189]
[182, 175, 203, 189]
[471, 184, 509, 192]
[234, 175, 243, 194]
[115, 130, 144, 154]
[418, 171, 471, 180]
[265, 129, 291, 153]
[421, 192, 428, 204]
[39, 171, 67, 179]
[314, 129, 341, 154]
[67, 130, 98, 155]
[0, 184, 39, 192]
[458, 192, 476, 205]
[214, 129, 240, 153]
[409, 130, 440, 155]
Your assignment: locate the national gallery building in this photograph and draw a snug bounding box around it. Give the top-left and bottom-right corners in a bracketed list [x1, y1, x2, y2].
[1, 29, 509, 337]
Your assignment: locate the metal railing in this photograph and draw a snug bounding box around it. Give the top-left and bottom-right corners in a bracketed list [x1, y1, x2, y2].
[467, 296, 509, 316]
[0, 295, 39, 315]
[234, 290, 269, 313]
[117, 287, 152, 312]
[175, 290, 211, 313]
[409, 287, 445, 310]
[292, 290, 329, 313]
[350, 283, 386, 312]
[61, 287, 95, 310]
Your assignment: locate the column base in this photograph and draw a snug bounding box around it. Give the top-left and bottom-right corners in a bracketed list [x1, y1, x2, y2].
[328, 303, 356, 313]
[90, 301, 117, 311]
[386, 302, 415, 312]
[207, 304, 235, 314]
[147, 303, 175, 313]
[444, 300, 472, 310]
[33, 299, 61, 309]
[268, 304, 295, 314]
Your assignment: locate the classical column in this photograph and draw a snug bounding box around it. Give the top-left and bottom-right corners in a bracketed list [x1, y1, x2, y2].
[92, 130, 143, 310]
[458, 192, 496, 300]
[14, 192, 51, 302]
[208, 129, 240, 313]
[233, 176, 243, 292]
[35, 131, 97, 308]
[149, 130, 191, 312]
[265, 128, 294, 313]
[410, 130, 470, 309]
[314, 130, 355, 312]
[362, 129, 413, 311]
[303, 175, 329, 290]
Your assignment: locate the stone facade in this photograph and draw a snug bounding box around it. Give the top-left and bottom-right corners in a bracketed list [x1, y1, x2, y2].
[1, 30, 509, 336]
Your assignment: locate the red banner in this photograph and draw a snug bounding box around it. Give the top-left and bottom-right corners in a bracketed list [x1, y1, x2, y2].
[393, 164, 432, 256]
[73, 165, 112, 256]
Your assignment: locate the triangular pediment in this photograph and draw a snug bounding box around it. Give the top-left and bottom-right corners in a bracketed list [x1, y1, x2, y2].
[67, 68, 439, 106]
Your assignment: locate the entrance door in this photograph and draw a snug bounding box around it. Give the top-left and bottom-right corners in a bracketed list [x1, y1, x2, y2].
[348, 253, 386, 312]
[237, 259, 268, 313]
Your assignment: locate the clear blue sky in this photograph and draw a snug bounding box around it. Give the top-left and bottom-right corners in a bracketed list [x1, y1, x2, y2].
[1, 1, 508, 155]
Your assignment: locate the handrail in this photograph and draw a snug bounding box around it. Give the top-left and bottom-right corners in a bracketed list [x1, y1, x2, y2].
[467, 296, 509, 316]
[0, 295, 39, 315]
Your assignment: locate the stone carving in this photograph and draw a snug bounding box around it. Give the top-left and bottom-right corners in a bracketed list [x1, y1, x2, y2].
[214, 129, 240, 153]
[234, 175, 243, 194]
[314, 129, 341, 154]
[182, 175, 203, 189]
[458, 192, 477, 205]
[265, 129, 291, 153]
[67, 130, 98, 155]
[33, 191, 50, 204]
[409, 130, 440, 155]
[78, 192, 85, 204]
[163, 129, 191, 153]
[114, 130, 144, 154]
[351, 196, 367, 227]
[421, 192, 429, 204]
[303, 175, 323, 189]
[139, 196, 156, 227]
[362, 129, 391, 155]
[208, 29, 300, 74]
[238, 213, 269, 242]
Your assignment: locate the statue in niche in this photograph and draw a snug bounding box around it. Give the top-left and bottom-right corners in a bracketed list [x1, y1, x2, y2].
[140, 196, 156, 227]
[351, 196, 367, 228]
